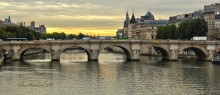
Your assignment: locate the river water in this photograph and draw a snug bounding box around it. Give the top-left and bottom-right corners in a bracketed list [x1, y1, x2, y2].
[0, 50, 220, 95]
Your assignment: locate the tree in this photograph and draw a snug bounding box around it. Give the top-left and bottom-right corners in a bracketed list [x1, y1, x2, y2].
[25, 32, 35, 40]
[60, 32, 67, 40]
[156, 19, 207, 40]
[68, 34, 77, 39]
[77, 33, 85, 39]
[194, 19, 208, 36]
[0, 30, 12, 40]
[156, 27, 163, 39]
[40, 33, 47, 40]
[177, 21, 188, 39]
[170, 24, 177, 39]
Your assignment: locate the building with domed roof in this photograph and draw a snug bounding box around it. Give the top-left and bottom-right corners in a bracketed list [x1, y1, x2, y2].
[0, 16, 16, 28]
[140, 11, 155, 22]
[117, 10, 168, 40]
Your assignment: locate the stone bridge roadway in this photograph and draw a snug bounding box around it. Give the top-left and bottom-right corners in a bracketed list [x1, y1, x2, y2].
[0, 40, 220, 61]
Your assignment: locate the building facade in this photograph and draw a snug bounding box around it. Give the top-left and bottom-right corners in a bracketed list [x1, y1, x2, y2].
[203, 3, 217, 40]
[117, 11, 168, 40]
[1, 17, 47, 34]
[27, 21, 46, 33]
[203, 11, 216, 39]
[169, 3, 220, 40]
[215, 14, 220, 39]
[128, 20, 169, 39]
[0, 16, 16, 28]
[116, 29, 124, 38]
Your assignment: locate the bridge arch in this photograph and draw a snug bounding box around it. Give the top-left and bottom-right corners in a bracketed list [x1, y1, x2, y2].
[0, 47, 13, 58]
[0, 48, 8, 56]
[20, 47, 51, 60]
[214, 47, 220, 55]
[150, 46, 170, 60]
[60, 46, 91, 61]
[100, 45, 132, 61]
[0, 48, 8, 53]
[179, 46, 208, 60]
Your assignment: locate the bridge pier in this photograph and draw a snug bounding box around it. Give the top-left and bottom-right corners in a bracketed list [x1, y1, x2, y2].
[12, 49, 21, 61]
[51, 50, 60, 61]
[163, 50, 178, 61]
[88, 50, 99, 61]
[128, 50, 140, 61]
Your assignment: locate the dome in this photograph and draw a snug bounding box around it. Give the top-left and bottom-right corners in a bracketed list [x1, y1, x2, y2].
[140, 11, 155, 22]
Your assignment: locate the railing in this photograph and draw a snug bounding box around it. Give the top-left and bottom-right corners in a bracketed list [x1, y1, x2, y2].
[0, 40, 220, 45]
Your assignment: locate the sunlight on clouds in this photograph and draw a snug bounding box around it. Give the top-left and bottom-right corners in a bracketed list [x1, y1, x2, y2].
[0, 2, 11, 6]
[42, 15, 124, 21]
[34, 1, 44, 4]
[47, 28, 116, 36]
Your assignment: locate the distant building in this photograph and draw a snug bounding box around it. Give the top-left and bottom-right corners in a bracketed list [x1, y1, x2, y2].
[128, 19, 169, 40]
[140, 11, 155, 22]
[17, 21, 25, 27]
[0, 16, 16, 28]
[123, 11, 130, 37]
[35, 25, 46, 33]
[203, 3, 220, 39]
[169, 11, 203, 27]
[116, 29, 124, 38]
[27, 21, 46, 33]
[169, 10, 204, 25]
[169, 3, 220, 40]
[192, 10, 204, 19]
[215, 13, 220, 38]
[117, 11, 168, 40]
[0, 16, 47, 34]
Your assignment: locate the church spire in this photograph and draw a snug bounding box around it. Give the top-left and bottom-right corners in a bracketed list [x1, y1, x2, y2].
[124, 10, 130, 27]
[130, 9, 136, 24]
[8, 16, 11, 22]
[126, 9, 129, 16]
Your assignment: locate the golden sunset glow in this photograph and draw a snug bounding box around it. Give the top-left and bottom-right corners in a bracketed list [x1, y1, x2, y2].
[47, 28, 116, 36]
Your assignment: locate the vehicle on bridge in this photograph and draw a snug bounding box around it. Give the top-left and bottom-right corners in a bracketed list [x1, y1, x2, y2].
[191, 36, 207, 40]
[6, 38, 27, 41]
[46, 38, 55, 40]
[82, 37, 90, 40]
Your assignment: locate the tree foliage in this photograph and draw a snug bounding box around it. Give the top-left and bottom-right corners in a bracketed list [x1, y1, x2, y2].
[67, 34, 77, 39]
[0, 26, 97, 40]
[156, 19, 208, 40]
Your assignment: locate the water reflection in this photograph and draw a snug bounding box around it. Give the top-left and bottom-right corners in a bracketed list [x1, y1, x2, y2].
[99, 50, 126, 64]
[0, 52, 220, 94]
[60, 49, 88, 64]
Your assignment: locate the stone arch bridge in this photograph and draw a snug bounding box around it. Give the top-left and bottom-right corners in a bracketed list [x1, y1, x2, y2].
[0, 40, 220, 61]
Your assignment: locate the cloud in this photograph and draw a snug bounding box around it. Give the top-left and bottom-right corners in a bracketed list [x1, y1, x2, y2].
[0, 0, 218, 35]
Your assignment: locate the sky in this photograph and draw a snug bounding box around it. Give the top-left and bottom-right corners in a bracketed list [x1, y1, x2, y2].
[0, 0, 218, 36]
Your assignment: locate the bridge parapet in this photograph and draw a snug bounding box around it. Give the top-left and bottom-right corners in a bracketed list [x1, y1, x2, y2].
[0, 40, 220, 61]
